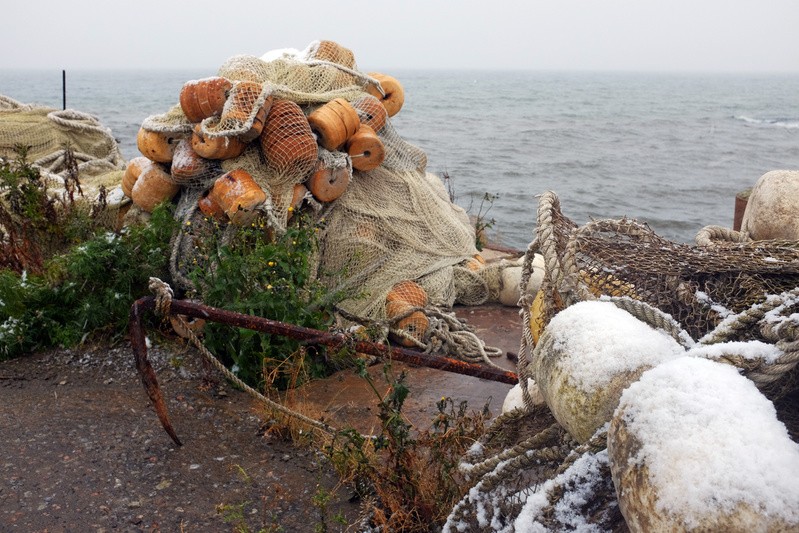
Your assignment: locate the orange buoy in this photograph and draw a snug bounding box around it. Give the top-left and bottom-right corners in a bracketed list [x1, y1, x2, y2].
[386, 280, 428, 308]
[287, 183, 309, 220]
[171, 138, 216, 184]
[130, 162, 179, 212]
[307, 160, 351, 203]
[136, 127, 180, 163]
[259, 99, 318, 175]
[386, 300, 429, 347]
[307, 98, 360, 151]
[198, 194, 226, 221]
[221, 82, 272, 142]
[365, 73, 404, 117]
[179, 76, 232, 123]
[122, 156, 152, 198]
[311, 40, 356, 69]
[347, 124, 385, 171]
[354, 95, 388, 132]
[191, 124, 248, 160]
[207, 169, 266, 225]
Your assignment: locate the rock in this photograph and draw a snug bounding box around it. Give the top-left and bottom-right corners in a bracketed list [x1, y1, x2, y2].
[740, 169, 799, 240]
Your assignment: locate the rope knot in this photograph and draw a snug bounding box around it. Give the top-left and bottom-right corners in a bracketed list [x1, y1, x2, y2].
[148, 277, 174, 318]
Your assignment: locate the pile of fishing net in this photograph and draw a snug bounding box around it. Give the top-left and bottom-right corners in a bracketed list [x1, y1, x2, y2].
[0, 94, 128, 237]
[444, 190, 799, 532]
[123, 40, 535, 357]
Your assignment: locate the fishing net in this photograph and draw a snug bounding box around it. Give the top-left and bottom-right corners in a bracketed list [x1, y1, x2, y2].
[127, 40, 525, 362]
[444, 190, 799, 531]
[0, 94, 129, 237]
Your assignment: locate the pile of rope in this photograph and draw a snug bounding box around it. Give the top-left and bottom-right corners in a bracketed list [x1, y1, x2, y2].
[444, 191, 799, 531]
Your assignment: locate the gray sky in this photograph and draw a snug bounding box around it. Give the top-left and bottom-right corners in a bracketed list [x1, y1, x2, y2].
[2, 0, 798, 72]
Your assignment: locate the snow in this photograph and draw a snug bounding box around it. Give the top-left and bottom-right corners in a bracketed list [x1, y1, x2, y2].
[616, 356, 799, 528]
[501, 378, 543, 413]
[515, 446, 611, 533]
[546, 301, 686, 392]
[685, 339, 783, 364]
[260, 48, 301, 62]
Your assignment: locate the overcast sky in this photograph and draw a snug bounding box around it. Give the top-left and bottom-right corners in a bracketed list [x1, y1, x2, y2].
[2, 0, 797, 72]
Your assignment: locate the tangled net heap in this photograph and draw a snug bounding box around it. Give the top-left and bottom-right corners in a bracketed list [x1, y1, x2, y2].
[444, 191, 799, 531]
[132, 41, 515, 360]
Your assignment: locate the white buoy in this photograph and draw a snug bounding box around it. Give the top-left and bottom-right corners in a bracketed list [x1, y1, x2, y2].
[740, 169, 799, 240]
[608, 357, 799, 533]
[533, 300, 685, 443]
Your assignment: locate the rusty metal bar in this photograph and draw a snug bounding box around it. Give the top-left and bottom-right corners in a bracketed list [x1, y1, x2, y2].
[131, 296, 518, 445]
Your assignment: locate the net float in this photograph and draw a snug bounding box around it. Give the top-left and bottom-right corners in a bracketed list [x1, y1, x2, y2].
[366, 72, 405, 117]
[179, 76, 232, 123]
[136, 127, 180, 163]
[347, 124, 385, 171]
[307, 98, 360, 151]
[131, 161, 179, 212]
[191, 124, 248, 160]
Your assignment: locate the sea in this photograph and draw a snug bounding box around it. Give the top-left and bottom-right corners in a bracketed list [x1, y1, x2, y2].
[2, 69, 798, 250]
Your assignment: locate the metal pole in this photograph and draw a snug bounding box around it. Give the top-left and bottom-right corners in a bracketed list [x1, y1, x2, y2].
[62, 70, 66, 110]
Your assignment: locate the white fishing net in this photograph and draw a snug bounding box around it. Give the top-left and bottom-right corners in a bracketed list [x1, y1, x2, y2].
[0, 93, 128, 232]
[125, 40, 531, 356]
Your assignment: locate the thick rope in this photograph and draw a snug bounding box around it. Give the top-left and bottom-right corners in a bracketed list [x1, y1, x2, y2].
[695, 224, 751, 246]
[148, 277, 338, 437]
[604, 296, 696, 349]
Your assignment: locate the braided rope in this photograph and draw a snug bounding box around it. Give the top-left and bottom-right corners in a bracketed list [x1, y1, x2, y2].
[695, 224, 751, 246]
[147, 277, 338, 437]
[605, 296, 696, 348]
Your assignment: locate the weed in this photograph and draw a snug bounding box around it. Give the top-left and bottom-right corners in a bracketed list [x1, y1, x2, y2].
[189, 213, 349, 391]
[326, 361, 490, 532]
[473, 192, 498, 251]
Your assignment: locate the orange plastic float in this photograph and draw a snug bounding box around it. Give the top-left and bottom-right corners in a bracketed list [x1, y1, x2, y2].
[191, 124, 248, 160]
[365, 73, 404, 117]
[312, 40, 356, 69]
[259, 99, 318, 174]
[122, 156, 151, 198]
[198, 194, 226, 221]
[170, 138, 215, 184]
[307, 98, 360, 151]
[386, 280, 428, 307]
[207, 169, 266, 226]
[131, 162, 179, 212]
[136, 128, 180, 163]
[179, 76, 232, 123]
[354, 95, 388, 132]
[307, 160, 351, 202]
[221, 81, 272, 142]
[347, 124, 385, 171]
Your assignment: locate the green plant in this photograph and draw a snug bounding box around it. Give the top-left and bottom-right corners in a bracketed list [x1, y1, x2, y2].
[0, 145, 100, 275]
[189, 213, 349, 391]
[472, 192, 498, 251]
[326, 361, 490, 532]
[0, 202, 177, 360]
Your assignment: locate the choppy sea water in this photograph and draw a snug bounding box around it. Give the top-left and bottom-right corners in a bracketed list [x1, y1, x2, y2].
[2, 69, 798, 249]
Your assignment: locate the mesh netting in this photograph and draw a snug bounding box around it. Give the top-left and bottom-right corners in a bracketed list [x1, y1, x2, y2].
[119, 39, 530, 361]
[0, 94, 129, 233]
[445, 191, 799, 531]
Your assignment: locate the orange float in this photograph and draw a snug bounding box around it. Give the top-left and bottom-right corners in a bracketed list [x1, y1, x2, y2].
[311, 40, 356, 69]
[221, 81, 272, 142]
[259, 99, 318, 175]
[307, 98, 360, 151]
[354, 95, 388, 132]
[136, 127, 180, 163]
[171, 138, 216, 184]
[130, 162, 179, 212]
[122, 156, 151, 198]
[179, 76, 232, 123]
[347, 124, 385, 171]
[207, 169, 266, 225]
[386, 300, 429, 347]
[386, 280, 428, 307]
[191, 124, 248, 160]
[198, 194, 226, 221]
[365, 73, 405, 117]
[307, 160, 351, 203]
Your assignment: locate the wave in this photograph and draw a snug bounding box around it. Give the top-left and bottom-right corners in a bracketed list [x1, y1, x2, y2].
[733, 115, 799, 129]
